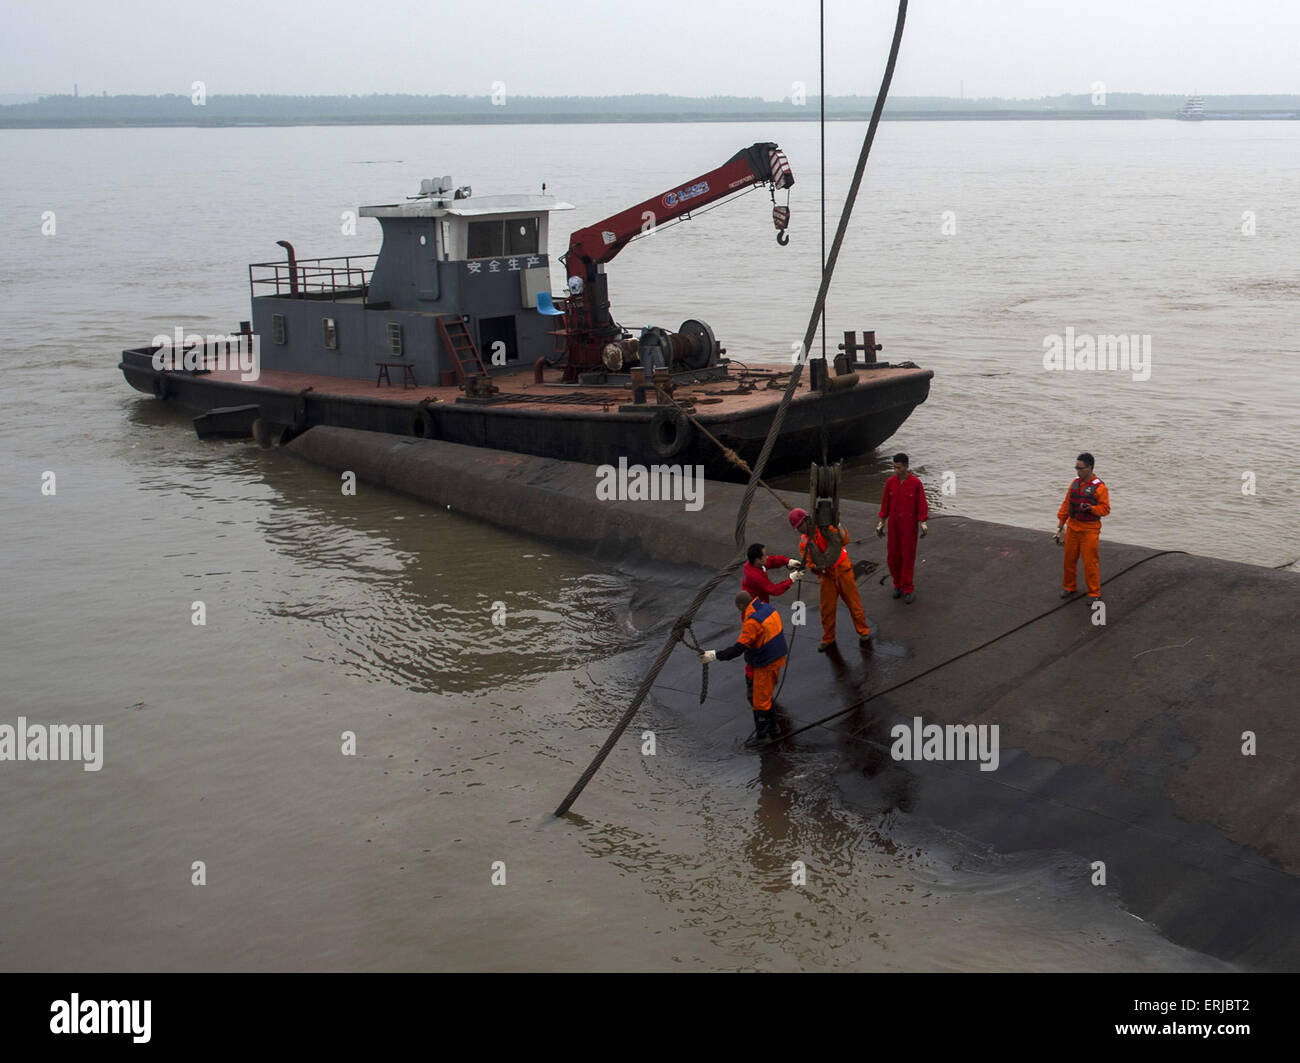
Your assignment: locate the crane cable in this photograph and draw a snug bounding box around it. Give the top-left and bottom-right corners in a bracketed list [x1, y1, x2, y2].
[554, 0, 911, 817]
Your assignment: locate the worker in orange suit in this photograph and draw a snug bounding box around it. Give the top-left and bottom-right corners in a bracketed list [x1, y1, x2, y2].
[1055, 452, 1110, 600]
[788, 507, 872, 652]
[698, 591, 789, 744]
[875, 452, 929, 603]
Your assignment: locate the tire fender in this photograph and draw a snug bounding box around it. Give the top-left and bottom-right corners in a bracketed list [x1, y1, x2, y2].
[412, 403, 437, 439]
[649, 407, 693, 460]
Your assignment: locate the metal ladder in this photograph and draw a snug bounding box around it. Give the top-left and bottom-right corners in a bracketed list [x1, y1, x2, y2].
[436, 315, 488, 381]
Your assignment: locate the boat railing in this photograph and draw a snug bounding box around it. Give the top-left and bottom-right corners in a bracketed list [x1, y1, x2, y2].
[248, 254, 378, 299]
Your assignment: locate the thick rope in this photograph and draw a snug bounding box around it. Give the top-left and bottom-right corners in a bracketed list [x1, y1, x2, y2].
[554, 0, 910, 816]
[679, 624, 710, 704]
[662, 392, 794, 512]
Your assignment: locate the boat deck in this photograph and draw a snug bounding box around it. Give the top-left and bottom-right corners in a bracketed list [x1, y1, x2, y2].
[200, 362, 924, 418]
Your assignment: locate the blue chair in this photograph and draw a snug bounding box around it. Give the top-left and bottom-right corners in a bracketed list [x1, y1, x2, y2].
[536, 291, 568, 355]
[536, 291, 566, 316]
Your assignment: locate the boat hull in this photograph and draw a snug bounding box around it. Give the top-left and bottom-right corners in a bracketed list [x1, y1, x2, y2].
[120, 348, 932, 480]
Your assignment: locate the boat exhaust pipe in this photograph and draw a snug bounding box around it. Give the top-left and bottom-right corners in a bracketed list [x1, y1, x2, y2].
[276, 240, 299, 296]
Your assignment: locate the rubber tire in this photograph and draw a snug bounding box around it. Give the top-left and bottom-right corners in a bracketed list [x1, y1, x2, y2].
[649, 407, 693, 460]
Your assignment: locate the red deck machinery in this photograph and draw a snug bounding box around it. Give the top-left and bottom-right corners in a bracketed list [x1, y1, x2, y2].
[559, 142, 794, 380]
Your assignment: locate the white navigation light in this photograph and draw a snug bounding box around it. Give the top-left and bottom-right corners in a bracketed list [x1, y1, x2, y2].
[568, 276, 584, 296]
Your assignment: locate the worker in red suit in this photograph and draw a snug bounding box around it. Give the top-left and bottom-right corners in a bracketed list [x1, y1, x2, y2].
[698, 591, 789, 744]
[742, 542, 804, 603]
[789, 508, 871, 652]
[875, 452, 929, 603]
[1055, 451, 1110, 600]
[740, 542, 806, 707]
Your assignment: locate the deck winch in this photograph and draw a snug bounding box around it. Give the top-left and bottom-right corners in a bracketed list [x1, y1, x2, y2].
[636, 319, 719, 373]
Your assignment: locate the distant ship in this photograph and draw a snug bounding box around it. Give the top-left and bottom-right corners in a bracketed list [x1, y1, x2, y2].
[1176, 95, 1206, 121]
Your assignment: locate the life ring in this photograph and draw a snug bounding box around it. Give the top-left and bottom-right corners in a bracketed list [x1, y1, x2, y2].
[411, 405, 437, 439]
[151, 373, 169, 400]
[649, 407, 693, 460]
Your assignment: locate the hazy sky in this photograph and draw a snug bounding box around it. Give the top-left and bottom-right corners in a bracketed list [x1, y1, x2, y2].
[4, 0, 1297, 98]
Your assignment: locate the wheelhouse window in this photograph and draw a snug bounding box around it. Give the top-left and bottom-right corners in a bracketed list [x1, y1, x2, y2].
[386, 322, 403, 356]
[322, 317, 338, 350]
[506, 217, 539, 255]
[272, 314, 287, 345]
[467, 217, 539, 259]
[466, 220, 502, 259]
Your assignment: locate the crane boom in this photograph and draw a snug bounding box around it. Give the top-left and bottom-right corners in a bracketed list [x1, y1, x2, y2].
[559, 142, 794, 374]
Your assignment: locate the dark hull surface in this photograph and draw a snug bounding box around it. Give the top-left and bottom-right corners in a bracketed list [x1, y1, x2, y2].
[120, 348, 932, 480]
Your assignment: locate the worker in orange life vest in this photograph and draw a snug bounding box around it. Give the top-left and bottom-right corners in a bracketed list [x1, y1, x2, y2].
[875, 452, 929, 603]
[1054, 451, 1111, 600]
[698, 591, 789, 744]
[740, 542, 807, 710]
[788, 507, 872, 652]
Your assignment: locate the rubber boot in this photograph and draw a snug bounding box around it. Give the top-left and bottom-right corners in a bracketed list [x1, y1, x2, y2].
[746, 710, 770, 747]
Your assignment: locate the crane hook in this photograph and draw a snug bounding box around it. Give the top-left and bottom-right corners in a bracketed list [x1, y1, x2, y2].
[772, 203, 791, 246]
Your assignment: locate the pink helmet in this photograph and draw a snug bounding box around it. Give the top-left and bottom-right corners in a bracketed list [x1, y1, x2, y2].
[787, 507, 808, 529]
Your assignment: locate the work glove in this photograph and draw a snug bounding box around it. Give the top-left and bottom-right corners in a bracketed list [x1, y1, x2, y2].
[698, 650, 717, 663]
[920, 522, 928, 538]
[787, 560, 804, 572]
[875, 521, 885, 537]
[790, 570, 805, 583]
[1053, 528, 1065, 546]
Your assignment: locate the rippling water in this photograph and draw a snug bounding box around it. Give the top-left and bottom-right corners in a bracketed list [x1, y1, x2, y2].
[2, 119, 1291, 970]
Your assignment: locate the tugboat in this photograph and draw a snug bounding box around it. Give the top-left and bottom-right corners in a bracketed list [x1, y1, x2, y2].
[119, 142, 932, 480]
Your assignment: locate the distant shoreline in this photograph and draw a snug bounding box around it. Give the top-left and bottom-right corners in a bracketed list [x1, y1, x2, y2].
[2, 110, 1297, 129]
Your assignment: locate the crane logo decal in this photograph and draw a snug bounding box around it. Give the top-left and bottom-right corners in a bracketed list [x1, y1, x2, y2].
[663, 181, 710, 209]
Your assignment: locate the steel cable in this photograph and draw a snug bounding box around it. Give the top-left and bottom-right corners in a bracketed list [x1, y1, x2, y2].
[554, 0, 910, 816]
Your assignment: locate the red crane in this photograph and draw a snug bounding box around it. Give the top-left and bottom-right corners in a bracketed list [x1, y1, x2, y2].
[559, 142, 794, 376]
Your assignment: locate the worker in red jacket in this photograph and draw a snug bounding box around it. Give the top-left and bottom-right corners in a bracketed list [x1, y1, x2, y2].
[789, 507, 871, 652]
[1055, 451, 1111, 600]
[742, 542, 804, 603]
[876, 452, 929, 603]
[698, 592, 789, 744]
[740, 542, 806, 708]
